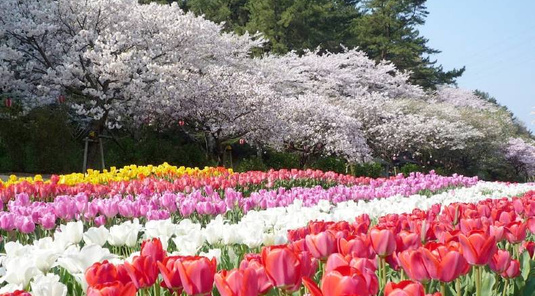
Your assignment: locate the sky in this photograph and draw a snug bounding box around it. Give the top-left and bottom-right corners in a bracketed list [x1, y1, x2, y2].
[419, 0, 535, 132]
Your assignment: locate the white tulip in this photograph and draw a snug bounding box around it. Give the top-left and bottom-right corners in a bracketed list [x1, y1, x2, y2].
[200, 249, 221, 263]
[83, 226, 110, 246]
[54, 221, 84, 246]
[0, 256, 40, 287]
[55, 245, 116, 275]
[31, 274, 67, 296]
[108, 219, 141, 247]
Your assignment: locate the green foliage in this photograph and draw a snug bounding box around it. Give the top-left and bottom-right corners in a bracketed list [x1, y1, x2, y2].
[166, 0, 361, 54]
[351, 0, 464, 88]
[263, 150, 301, 170]
[352, 162, 383, 178]
[309, 156, 347, 173]
[235, 157, 268, 172]
[399, 163, 423, 176]
[0, 106, 81, 173]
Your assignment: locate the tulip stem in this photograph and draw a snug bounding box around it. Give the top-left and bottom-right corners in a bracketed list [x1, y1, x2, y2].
[381, 257, 387, 290]
[502, 279, 508, 296]
[456, 278, 461, 296]
[476, 266, 482, 296]
[154, 281, 161, 296]
[441, 282, 446, 296]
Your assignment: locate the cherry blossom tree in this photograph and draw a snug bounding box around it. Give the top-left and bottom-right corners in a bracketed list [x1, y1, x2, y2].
[504, 137, 535, 179]
[0, 0, 267, 164]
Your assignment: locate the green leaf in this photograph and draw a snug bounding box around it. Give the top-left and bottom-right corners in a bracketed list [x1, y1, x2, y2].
[481, 270, 496, 296]
[521, 251, 531, 280]
[523, 277, 535, 296]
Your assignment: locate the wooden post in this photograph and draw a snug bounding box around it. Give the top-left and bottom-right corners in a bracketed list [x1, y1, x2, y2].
[83, 137, 89, 172]
[99, 137, 105, 170]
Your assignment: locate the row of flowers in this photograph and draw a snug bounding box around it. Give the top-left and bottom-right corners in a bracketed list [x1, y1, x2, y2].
[1, 181, 534, 295]
[0, 164, 230, 187]
[0, 173, 479, 236]
[0, 169, 474, 202]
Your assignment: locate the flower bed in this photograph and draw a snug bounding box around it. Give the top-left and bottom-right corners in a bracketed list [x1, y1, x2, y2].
[0, 178, 534, 295]
[0, 173, 477, 234]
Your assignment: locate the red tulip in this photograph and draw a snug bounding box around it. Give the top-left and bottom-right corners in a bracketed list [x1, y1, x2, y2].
[520, 241, 535, 258]
[141, 238, 167, 263]
[0, 291, 31, 296]
[306, 231, 337, 260]
[215, 268, 258, 296]
[261, 245, 302, 292]
[459, 218, 484, 235]
[115, 264, 132, 285]
[489, 223, 505, 242]
[321, 266, 370, 296]
[424, 242, 470, 282]
[370, 227, 396, 257]
[176, 256, 217, 296]
[384, 280, 425, 296]
[85, 260, 119, 287]
[157, 256, 183, 293]
[325, 253, 351, 272]
[396, 230, 421, 252]
[297, 251, 318, 279]
[338, 234, 372, 258]
[489, 250, 512, 274]
[353, 214, 371, 234]
[302, 276, 323, 296]
[397, 249, 432, 282]
[458, 230, 497, 266]
[504, 221, 527, 244]
[527, 217, 535, 234]
[87, 281, 137, 296]
[501, 259, 520, 278]
[239, 254, 273, 294]
[124, 255, 159, 289]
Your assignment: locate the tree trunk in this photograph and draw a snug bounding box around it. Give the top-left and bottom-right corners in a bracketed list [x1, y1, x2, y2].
[84, 118, 106, 170]
[205, 132, 225, 166]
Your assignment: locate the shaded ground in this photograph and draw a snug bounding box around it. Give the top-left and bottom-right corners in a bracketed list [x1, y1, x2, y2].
[0, 173, 52, 182]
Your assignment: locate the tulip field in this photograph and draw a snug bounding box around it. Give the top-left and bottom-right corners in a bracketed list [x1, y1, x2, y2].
[1, 164, 535, 296]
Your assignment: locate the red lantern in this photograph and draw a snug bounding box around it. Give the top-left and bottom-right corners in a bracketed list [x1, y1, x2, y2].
[239, 138, 245, 145]
[4, 98, 12, 108]
[58, 95, 65, 104]
[178, 120, 185, 126]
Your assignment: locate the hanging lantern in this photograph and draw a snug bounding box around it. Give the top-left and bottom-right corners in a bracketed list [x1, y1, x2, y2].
[4, 98, 12, 108]
[58, 95, 65, 104]
[178, 120, 185, 126]
[239, 138, 245, 145]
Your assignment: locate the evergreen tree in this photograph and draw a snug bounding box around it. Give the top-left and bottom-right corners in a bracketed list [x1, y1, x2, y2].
[351, 0, 464, 88]
[160, 0, 361, 54]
